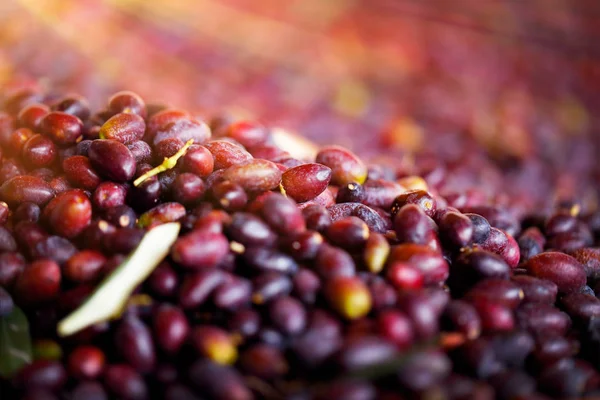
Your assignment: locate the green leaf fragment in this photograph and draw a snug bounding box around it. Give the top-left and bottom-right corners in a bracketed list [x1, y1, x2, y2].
[57, 222, 181, 337]
[0, 306, 33, 379]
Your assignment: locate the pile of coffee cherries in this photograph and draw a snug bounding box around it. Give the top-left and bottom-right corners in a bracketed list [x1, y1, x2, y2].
[0, 86, 599, 400]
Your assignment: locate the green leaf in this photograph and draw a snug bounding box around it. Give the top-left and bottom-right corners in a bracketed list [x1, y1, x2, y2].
[57, 222, 181, 337]
[0, 306, 33, 378]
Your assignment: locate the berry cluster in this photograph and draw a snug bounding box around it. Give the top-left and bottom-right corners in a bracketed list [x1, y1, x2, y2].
[0, 86, 599, 400]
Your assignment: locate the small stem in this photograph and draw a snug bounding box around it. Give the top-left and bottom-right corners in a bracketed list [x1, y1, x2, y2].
[279, 183, 287, 197]
[133, 139, 194, 187]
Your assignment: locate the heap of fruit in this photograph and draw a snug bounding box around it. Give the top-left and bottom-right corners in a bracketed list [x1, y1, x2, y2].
[0, 86, 599, 400]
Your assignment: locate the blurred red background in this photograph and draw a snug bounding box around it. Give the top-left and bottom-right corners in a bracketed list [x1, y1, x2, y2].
[1, 0, 599, 211]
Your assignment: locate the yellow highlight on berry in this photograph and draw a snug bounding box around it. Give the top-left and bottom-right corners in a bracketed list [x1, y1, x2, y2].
[205, 337, 238, 365]
[364, 232, 390, 274]
[326, 276, 372, 320]
[397, 176, 428, 192]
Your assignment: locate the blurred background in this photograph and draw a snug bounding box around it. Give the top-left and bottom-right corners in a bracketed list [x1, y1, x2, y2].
[1, 0, 600, 212]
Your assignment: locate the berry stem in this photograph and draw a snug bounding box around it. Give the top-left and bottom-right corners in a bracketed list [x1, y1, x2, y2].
[133, 139, 194, 187]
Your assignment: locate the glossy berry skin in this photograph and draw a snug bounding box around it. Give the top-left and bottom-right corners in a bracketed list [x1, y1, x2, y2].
[191, 326, 238, 365]
[228, 309, 261, 338]
[393, 204, 435, 245]
[0, 201, 9, 224]
[397, 291, 441, 338]
[181, 144, 214, 177]
[64, 250, 106, 283]
[205, 140, 253, 170]
[128, 171, 161, 211]
[44, 190, 92, 238]
[361, 179, 404, 209]
[315, 244, 355, 279]
[0, 226, 17, 252]
[290, 269, 321, 307]
[269, 296, 307, 335]
[71, 381, 109, 400]
[516, 303, 571, 337]
[252, 271, 292, 304]
[316, 145, 367, 185]
[327, 203, 392, 233]
[464, 213, 491, 243]
[52, 94, 90, 120]
[154, 137, 185, 160]
[474, 301, 515, 332]
[103, 364, 148, 400]
[153, 304, 190, 354]
[209, 180, 247, 212]
[5, 83, 600, 400]
[13, 360, 67, 392]
[443, 300, 481, 339]
[389, 243, 449, 285]
[291, 310, 342, 367]
[525, 252, 586, 294]
[88, 140, 136, 182]
[386, 262, 424, 290]
[108, 91, 147, 118]
[224, 120, 268, 148]
[465, 279, 524, 309]
[239, 344, 288, 380]
[227, 212, 277, 247]
[188, 359, 252, 400]
[0, 175, 54, 207]
[439, 211, 474, 248]
[151, 116, 210, 146]
[325, 276, 372, 320]
[377, 310, 414, 349]
[114, 316, 156, 373]
[8, 127, 35, 156]
[560, 292, 600, 322]
[397, 350, 452, 392]
[67, 346, 105, 380]
[242, 247, 298, 276]
[92, 182, 127, 210]
[336, 182, 366, 203]
[334, 335, 397, 372]
[448, 250, 510, 294]
[14, 259, 61, 305]
[326, 216, 369, 249]
[13, 202, 40, 223]
[480, 228, 520, 268]
[171, 231, 229, 269]
[570, 248, 600, 280]
[170, 172, 205, 205]
[147, 263, 179, 299]
[62, 156, 101, 191]
[126, 140, 152, 164]
[222, 159, 282, 192]
[41, 111, 83, 145]
[18, 103, 49, 131]
[511, 275, 558, 304]
[138, 202, 186, 228]
[178, 269, 225, 309]
[260, 193, 306, 235]
[518, 226, 546, 261]
[391, 190, 436, 218]
[0, 252, 25, 288]
[22, 134, 57, 168]
[99, 113, 145, 144]
[302, 204, 331, 232]
[31, 235, 77, 265]
[281, 163, 332, 202]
